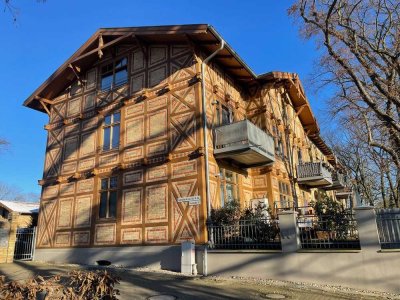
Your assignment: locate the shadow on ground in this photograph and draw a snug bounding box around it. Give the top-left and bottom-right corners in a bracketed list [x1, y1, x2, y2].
[0, 261, 394, 300]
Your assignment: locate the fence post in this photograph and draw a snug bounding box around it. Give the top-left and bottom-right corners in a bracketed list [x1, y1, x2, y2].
[277, 211, 299, 253]
[354, 207, 380, 251]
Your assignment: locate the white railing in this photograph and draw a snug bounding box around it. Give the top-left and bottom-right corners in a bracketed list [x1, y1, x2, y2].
[297, 162, 331, 179]
[214, 120, 275, 159]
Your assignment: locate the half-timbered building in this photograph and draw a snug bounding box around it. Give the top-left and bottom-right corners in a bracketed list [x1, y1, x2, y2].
[24, 24, 350, 268]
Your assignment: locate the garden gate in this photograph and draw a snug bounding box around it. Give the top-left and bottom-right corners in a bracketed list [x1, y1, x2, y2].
[14, 227, 36, 260]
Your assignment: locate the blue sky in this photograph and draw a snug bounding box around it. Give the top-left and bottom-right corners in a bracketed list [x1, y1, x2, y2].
[0, 0, 330, 196]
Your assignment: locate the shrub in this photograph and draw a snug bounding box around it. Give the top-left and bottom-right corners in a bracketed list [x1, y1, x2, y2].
[311, 196, 353, 239]
[210, 200, 274, 224]
[210, 200, 242, 225]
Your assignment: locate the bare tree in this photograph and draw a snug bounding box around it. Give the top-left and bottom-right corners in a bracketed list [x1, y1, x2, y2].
[2, 0, 46, 22]
[326, 114, 399, 207]
[0, 182, 21, 200]
[0, 181, 39, 202]
[0, 138, 8, 152]
[289, 0, 400, 170]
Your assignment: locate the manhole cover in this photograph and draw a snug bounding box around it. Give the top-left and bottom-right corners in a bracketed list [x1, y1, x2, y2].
[264, 294, 286, 299]
[147, 295, 177, 300]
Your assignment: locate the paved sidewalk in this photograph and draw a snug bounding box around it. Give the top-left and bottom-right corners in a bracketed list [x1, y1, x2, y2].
[0, 261, 397, 299]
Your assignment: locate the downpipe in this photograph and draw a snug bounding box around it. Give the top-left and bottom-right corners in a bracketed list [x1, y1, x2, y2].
[201, 37, 225, 276]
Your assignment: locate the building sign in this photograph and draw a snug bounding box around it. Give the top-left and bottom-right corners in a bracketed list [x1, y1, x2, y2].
[177, 195, 201, 206]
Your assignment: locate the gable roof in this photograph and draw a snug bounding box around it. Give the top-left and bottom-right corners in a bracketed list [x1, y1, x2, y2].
[23, 24, 256, 112]
[0, 200, 39, 214]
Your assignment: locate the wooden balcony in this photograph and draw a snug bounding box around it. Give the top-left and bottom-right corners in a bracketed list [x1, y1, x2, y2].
[324, 171, 346, 190]
[296, 162, 333, 187]
[335, 187, 353, 199]
[213, 120, 275, 168]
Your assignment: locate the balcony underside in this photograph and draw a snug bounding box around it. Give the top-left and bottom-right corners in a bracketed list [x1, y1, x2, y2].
[336, 191, 352, 199]
[324, 181, 346, 190]
[214, 144, 274, 168]
[297, 176, 333, 187]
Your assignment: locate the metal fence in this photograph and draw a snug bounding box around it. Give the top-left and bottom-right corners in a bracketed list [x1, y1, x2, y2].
[14, 227, 36, 260]
[376, 208, 400, 249]
[297, 209, 360, 250]
[208, 219, 281, 250]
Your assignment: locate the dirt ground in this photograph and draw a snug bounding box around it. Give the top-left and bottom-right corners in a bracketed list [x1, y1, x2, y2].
[0, 261, 398, 300]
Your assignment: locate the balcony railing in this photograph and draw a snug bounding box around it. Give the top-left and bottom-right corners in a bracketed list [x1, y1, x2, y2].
[296, 162, 333, 187]
[324, 171, 346, 190]
[213, 120, 275, 168]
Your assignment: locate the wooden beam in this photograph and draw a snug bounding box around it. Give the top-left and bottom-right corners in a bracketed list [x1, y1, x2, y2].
[236, 77, 254, 81]
[34, 96, 53, 105]
[215, 54, 232, 59]
[247, 107, 267, 118]
[133, 34, 148, 60]
[184, 34, 197, 51]
[68, 63, 85, 87]
[71, 33, 134, 64]
[196, 41, 219, 45]
[39, 100, 51, 115]
[225, 66, 244, 70]
[295, 104, 307, 116]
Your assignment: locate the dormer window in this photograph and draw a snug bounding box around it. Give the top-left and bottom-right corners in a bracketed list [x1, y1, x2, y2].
[100, 57, 128, 91]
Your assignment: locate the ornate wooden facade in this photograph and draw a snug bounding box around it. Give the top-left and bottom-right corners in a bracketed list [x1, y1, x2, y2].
[25, 25, 342, 251]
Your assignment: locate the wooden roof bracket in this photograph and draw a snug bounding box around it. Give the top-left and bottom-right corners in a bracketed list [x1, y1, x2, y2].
[98, 34, 104, 58]
[35, 96, 53, 105]
[39, 100, 50, 115]
[68, 63, 85, 87]
[184, 33, 196, 51]
[133, 34, 148, 60]
[35, 96, 52, 115]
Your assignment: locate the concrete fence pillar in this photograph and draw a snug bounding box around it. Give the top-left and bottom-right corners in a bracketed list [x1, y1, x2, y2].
[277, 211, 299, 253]
[354, 207, 381, 252]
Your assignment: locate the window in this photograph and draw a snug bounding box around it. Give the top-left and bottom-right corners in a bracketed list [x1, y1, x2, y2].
[221, 106, 232, 125]
[100, 57, 128, 91]
[213, 103, 234, 128]
[219, 169, 239, 207]
[308, 149, 314, 162]
[102, 112, 120, 151]
[273, 126, 284, 158]
[213, 105, 221, 128]
[279, 181, 291, 208]
[297, 149, 303, 163]
[99, 177, 118, 219]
